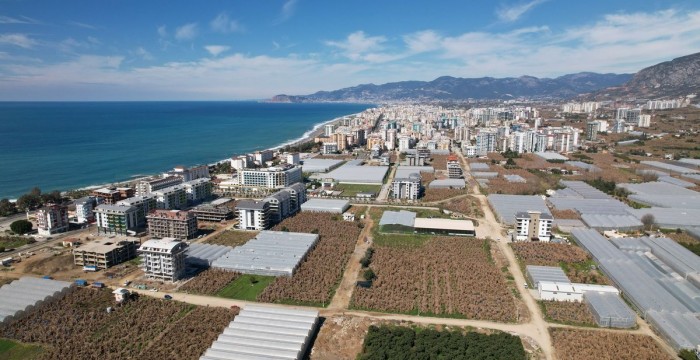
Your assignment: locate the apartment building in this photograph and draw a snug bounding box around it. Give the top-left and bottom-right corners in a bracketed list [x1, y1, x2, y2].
[116, 194, 157, 227]
[73, 239, 139, 269]
[586, 121, 600, 141]
[240, 164, 302, 189]
[74, 197, 97, 223]
[236, 200, 270, 230]
[638, 114, 651, 128]
[286, 152, 300, 165]
[322, 142, 339, 155]
[183, 178, 212, 204]
[135, 176, 183, 197]
[146, 209, 198, 240]
[514, 211, 553, 242]
[152, 185, 187, 210]
[91, 188, 121, 205]
[254, 150, 274, 164]
[475, 131, 498, 156]
[447, 155, 463, 179]
[36, 204, 69, 236]
[94, 204, 139, 235]
[139, 238, 188, 282]
[168, 165, 210, 182]
[391, 173, 421, 200]
[264, 191, 291, 226]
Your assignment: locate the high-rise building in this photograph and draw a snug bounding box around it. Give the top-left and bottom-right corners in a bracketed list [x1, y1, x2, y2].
[117, 194, 157, 227]
[236, 200, 270, 230]
[637, 114, 651, 128]
[324, 123, 336, 137]
[135, 176, 183, 197]
[475, 131, 498, 156]
[152, 185, 187, 210]
[391, 173, 421, 200]
[139, 238, 188, 282]
[586, 121, 600, 141]
[94, 204, 139, 235]
[183, 178, 212, 204]
[168, 165, 210, 182]
[447, 155, 463, 179]
[74, 197, 97, 224]
[240, 165, 302, 189]
[36, 204, 69, 236]
[514, 211, 553, 242]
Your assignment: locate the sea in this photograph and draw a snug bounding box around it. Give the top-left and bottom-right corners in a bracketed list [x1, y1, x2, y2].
[0, 101, 372, 199]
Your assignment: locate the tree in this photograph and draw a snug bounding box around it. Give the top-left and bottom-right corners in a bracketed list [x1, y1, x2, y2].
[641, 213, 655, 231]
[16, 194, 41, 211]
[505, 158, 516, 167]
[363, 268, 376, 281]
[10, 219, 32, 235]
[41, 190, 62, 204]
[0, 199, 17, 216]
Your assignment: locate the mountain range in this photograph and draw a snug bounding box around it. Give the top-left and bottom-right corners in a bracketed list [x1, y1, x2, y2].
[272, 52, 700, 102]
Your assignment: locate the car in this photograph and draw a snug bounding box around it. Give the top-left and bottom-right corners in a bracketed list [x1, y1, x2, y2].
[164, 294, 173, 300]
[150, 288, 158, 292]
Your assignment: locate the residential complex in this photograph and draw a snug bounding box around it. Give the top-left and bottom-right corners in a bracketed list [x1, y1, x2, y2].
[182, 178, 212, 204]
[36, 204, 69, 236]
[135, 175, 183, 197]
[190, 198, 234, 222]
[94, 204, 139, 235]
[166, 164, 210, 182]
[152, 184, 187, 210]
[146, 209, 198, 240]
[138, 238, 188, 282]
[239, 164, 302, 189]
[116, 194, 157, 227]
[73, 238, 139, 269]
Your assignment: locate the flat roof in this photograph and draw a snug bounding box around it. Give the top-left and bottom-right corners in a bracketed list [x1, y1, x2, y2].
[535, 152, 569, 161]
[75, 239, 138, 254]
[300, 198, 350, 213]
[379, 210, 416, 227]
[325, 162, 388, 184]
[413, 218, 474, 231]
[300, 158, 344, 173]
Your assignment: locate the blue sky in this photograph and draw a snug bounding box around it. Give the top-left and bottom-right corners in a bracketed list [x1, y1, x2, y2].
[1, 0, 699, 100]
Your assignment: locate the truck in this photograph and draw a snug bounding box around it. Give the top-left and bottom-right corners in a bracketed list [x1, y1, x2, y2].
[83, 265, 98, 272]
[74, 279, 88, 287]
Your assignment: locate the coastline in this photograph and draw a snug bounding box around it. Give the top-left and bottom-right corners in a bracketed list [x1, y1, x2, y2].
[63, 112, 361, 196]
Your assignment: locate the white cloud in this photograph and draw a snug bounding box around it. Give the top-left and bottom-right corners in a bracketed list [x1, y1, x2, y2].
[134, 47, 153, 60]
[325, 31, 387, 61]
[274, 0, 298, 24]
[210, 12, 244, 33]
[204, 45, 230, 56]
[157, 25, 168, 38]
[496, 0, 547, 22]
[175, 23, 198, 41]
[0, 15, 41, 24]
[67, 21, 98, 29]
[0, 33, 37, 49]
[403, 30, 442, 53]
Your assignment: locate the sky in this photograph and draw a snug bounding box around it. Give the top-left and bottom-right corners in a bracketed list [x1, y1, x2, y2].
[1, 0, 700, 100]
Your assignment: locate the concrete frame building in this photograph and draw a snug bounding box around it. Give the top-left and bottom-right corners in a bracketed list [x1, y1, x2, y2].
[237, 200, 270, 230]
[94, 204, 139, 235]
[74, 197, 96, 223]
[447, 155, 463, 179]
[392, 173, 421, 200]
[36, 204, 69, 236]
[514, 211, 553, 242]
[91, 188, 121, 205]
[240, 165, 302, 189]
[116, 194, 157, 227]
[146, 209, 198, 240]
[139, 238, 188, 282]
[73, 239, 139, 269]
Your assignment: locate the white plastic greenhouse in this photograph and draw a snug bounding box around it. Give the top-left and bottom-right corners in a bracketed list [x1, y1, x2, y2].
[0, 277, 73, 324]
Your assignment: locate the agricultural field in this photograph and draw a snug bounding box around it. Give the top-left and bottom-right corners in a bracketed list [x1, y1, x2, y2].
[0, 288, 236, 360]
[334, 183, 382, 197]
[179, 268, 240, 295]
[441, 196, 484, 218]
[357, 325, 526, 360]
[0, 338, 43, 359]
[216, 274, 275, 301]
[540, 300, 596, 326]
[0, 236, 34, 249]
[352, 237, 517, 322]
[550, 209, 582, 220]
[550, 328, 672, 360]
[204, 230, 258, 247]
[429, 154, 449, 170]
[257, 212, 362, 306]
[511, 242, 609, 284]
[666, 231, 700, 256]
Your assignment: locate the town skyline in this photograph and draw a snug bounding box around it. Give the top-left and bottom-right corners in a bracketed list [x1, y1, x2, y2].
[1, 0, 700, 100]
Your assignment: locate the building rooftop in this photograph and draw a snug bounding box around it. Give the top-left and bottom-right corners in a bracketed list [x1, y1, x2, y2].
[379, 210, 416, 227]
[236, 200, 268, 211]
[300, 198, 350, 213]
[95, 204, 136, 213]
[413, 218, 474, 232]
[75, 239, 139, 254]
[146, 209, 194, 220]
[139, 238, 187, 253]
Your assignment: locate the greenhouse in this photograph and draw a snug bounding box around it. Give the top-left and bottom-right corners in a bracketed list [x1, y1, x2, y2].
[488, 194, 550, 225]
[210, 231, 319, 277]
[583, 292, 636, 328]
[200, 304, 319, 360]
[468, 162, 490, 170]
[186, 243, 232, 268]
[0, 277, 73, 324]
[558, 181, 612, 199]
[525, 265, 570, 287]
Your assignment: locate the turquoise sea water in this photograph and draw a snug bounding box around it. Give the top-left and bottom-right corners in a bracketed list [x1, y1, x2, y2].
[0, 102, 371, 199]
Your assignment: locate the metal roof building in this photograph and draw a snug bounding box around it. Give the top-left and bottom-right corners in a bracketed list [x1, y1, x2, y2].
[679, 158, 700, 167]
[210, 231, 319, 277]
[200, 304, 319, 360]
[300, 198, 350, 213]
[565, 161, 601, 172]
[428, 179, 466, 189]
[583, 292, 636, 328]
[571, 228, 700, 351]
[395, 166, 434, 180]
[488, 194, 550, 225]
[0, 277, 73, 324]
[324, 161, 388, 184]
[525, 265, 570, 287]
[472, 171, 498, 178]
[413, 218, 475, 236]
[379, 210, 416, 227]
[534, 152, 569, 161]
[503, 174, 526, 183]
[300, 158, 344, 173]
[579, 213, 643, 231]
[186, 243, 233, 268]
[641, 161, 700, 174]
[559, 181, 612, 199]
[468, 162, 490, 170]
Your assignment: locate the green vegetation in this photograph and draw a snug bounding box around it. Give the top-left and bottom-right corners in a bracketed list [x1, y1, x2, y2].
[359, 248, 374, 267]
[358, 325, 526, 360]
[373, 232, 431, 248]
[9, 220, 32, 235]
[0, 199, 17, 217]
[0, 236, 33, 249]
[334, 183, 382, 197]
[216, 274, 275, 301]
[680, 242, 700, 256]
[679, 349, 698, 360]
[585, 177, 616, 194]
[0, 338, 43, 359]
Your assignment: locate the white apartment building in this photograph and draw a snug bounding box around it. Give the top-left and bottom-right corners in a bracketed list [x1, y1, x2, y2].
[168, 165, 210, 182]
[236, 200, 270, 230]
[36, 204, 69, 236]
[475, 131, 498, 156]
[398, 136, 412, 151]
[454, 126, 470, 142]
[324, 123, 336, 137]
[240, 165, 302, 189]
[638, 114, 651, 128]
[117, 194, 157, 227]
[139, 238, 188, 282]
[616, 108, 641, 125]
[230, 155, 251, 170]
[94, 204, 139, 235]
[264, 191, 291, 226]
[152, 185, 187, 210]
[322, 142, 338, 155]
[286, 152, 300, 165]
[463, 145, 477, 158]
[183, 178, 212, 204]
[135, 176, 183, 197]
[514, 211, 553, 242]
[254, 150, 274, 164]
[391, 173, 421, 200]
[646, 99, 681, 110]
[74, 197, 96, 224]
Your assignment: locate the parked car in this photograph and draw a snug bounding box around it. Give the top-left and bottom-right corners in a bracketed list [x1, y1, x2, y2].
[163, 294, 172, 300]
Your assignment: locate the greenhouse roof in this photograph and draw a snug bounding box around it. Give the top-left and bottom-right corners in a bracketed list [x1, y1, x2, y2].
[488, 194, 550, 225]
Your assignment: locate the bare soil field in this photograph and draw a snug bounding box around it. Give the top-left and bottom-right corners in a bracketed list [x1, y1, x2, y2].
[442, 196, 484, 218]
[550, 328, 672, 360]
[540, 300, 596, 326]
[511, 243, 589, 267]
